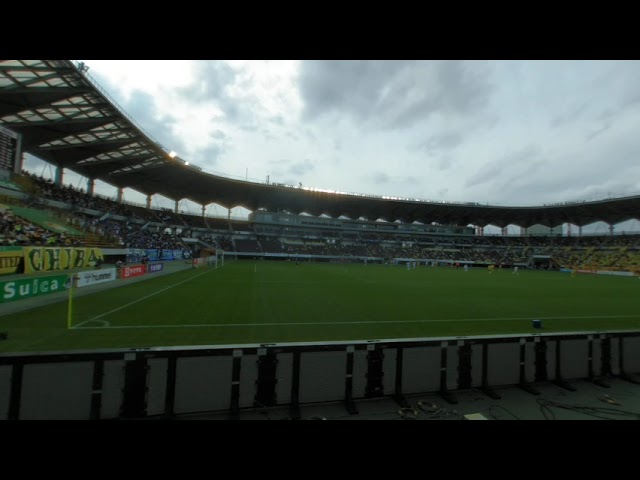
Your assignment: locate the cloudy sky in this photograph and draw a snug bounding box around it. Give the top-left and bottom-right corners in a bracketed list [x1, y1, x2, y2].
[23, 60, 640, 231]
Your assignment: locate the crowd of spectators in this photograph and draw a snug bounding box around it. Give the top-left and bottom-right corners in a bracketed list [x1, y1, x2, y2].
[0, 205, 83, 247]
[7, 172, 640, 271]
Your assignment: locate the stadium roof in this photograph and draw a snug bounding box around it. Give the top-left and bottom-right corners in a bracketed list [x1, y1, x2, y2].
[1, 59, 639, 229]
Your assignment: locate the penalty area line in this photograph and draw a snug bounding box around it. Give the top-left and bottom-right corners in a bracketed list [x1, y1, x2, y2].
[72, 313, 640, 329]
[72, 319, 110, 329]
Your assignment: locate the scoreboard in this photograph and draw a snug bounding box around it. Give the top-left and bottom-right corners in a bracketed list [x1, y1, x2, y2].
[0, 125, 19, 172]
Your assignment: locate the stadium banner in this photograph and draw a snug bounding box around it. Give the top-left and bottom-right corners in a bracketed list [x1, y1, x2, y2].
[75, 268, 117, 288]
[1, 274, 69, 303]
[173, 249, 191, 260]
[126, 248, 146, 263]
[147, 263, 164, 273]
[23, 247, 104, 274]
[160, 249, 175, 261]
[121, 264, 146, 279]
[0, 246, 23, 275]
[146, 249, 159, 261]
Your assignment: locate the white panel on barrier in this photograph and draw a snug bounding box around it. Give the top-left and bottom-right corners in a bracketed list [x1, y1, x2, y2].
[487, 343, 520, 386]
[175, 356, 233, 414]
[402, 347, 440, 394]
[546, 341, 557, 381]
[75, 268, 117, 288]
[100, 360, 125, 419]
[559, 339, 589, 380]
[383, 348, 397, 394]
[20, 362, 93, 420]
[352, 350, 368, 398]
[525, 342, 536, 383]
[610, 338, 621, 375]
[592, 340, 602, 377]
[239, 355, 258, 408]
[446, 346, 458, 390]
[471, 344, 483, 388]
[623, 337, 640, 373]
[299, 351, 346, 404]
[275, 353, 293, 405]
[146, 358, 167, 416]
[0, 366, 10, 420]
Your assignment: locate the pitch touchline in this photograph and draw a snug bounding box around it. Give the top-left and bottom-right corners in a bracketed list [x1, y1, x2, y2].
[73, 314, 640, 329]
[72, 268, 215, 328]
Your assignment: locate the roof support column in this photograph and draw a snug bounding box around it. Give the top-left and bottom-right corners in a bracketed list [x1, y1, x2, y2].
[609, 224, 614, 236]
[228, 208, 231, 220]
[521, 227, 527, 236]
[175, 200, 179, 214]
[146, 195, 152, 209]
[567, 224, 571, 237]
[54, 165, 64, 186]
[501, 227, 507, 236]
[117, 187, 123, 204]
[578, 226, 582, 237]
[201, 205, 206, 217]
[477, 226, 484, 236]
[13, 138, 23, 175]
[87, 178, 95, 196]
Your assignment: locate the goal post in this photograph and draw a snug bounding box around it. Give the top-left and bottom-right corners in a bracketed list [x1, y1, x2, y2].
[192, 249, 224, 269]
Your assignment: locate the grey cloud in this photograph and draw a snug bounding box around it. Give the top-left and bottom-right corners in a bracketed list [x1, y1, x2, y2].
[261, 129, 277, 142]
[437, 155, 454, 171]
[437, 188, 449, 198]
[471, 136, 640, 206]
[286, 131, 300, 141]
[269, 159, 290, 166]
[465, 145, 542, 189]
[413, 132, 464, 155]
[210, 129, 226, 140]
[372, 172, 390, 184]
[124, 90, 188, 155]
[175, 61, 257, 125]
[586, 122, 612, 142]
[270, 115, 284, 126]
[429, 132, 463, 150]
[195, 143, 226, 168]
[177, 61, 235, 103]
[90, 71, 188, 155]
[550, 102, 588, 127]
[288, 159, 315, 175]
[299, 60, 493, 129]
[371, 171, 420, 186]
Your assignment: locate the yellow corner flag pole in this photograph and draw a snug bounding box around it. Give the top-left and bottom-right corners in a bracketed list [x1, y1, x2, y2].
[67, 274, 75, 329]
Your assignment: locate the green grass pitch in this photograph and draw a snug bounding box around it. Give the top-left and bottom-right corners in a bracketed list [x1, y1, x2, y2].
[1, 261, 640, 352]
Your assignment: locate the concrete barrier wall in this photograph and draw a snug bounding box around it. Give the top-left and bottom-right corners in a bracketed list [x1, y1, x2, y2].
[1, 331, 639, 419]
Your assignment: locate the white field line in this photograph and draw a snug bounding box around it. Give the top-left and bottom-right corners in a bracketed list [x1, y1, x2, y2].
[72, 268, 215, 328]
[73, 319, 110, 328]
[72, 314, 640, 329]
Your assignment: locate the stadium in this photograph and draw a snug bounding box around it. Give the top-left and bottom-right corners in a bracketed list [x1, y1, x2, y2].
[1, 60, 640, 420]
